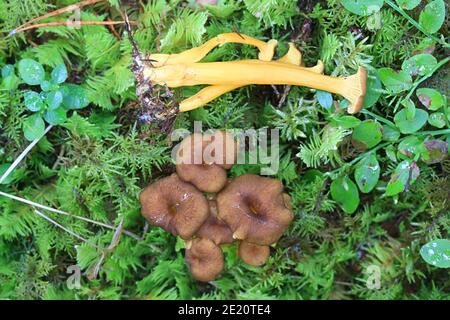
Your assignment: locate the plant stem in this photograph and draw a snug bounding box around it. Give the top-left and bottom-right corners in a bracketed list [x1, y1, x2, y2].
[361, 109, 396, 128]
[385, 0, 450, 49]
[0, 125, 53, 184]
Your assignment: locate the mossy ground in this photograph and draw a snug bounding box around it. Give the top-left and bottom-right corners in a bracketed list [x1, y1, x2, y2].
[0, 0, 449, 299]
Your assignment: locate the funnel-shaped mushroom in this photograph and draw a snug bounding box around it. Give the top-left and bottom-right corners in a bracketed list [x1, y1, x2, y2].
[139, 173, 209, 239]
[196, 200, 234, 245]
[144, 33, 367, 115]
[175, 131, 237, 193]
[238, 241, 270, 266]
[217, 174, 293, 245]
[185, 238, 224, 282]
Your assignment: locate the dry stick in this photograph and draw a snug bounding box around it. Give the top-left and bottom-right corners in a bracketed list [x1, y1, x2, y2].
[12, 20, 135, 36]
[11, 0, 105, 33]
[34, 209, 92, 244]
[0, 191, 141, 241]
[0, 125, 53, 184]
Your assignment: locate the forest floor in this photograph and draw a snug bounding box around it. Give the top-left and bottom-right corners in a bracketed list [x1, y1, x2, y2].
[0, 0, 449, 299]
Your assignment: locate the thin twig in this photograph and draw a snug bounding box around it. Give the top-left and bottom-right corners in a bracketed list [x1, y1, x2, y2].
[0, 190, 141, 241]
[0, 125, 53, 184]
[11, 0, 105, 33]
[11, 20, 134, 36]
[34, 209, 92, 245]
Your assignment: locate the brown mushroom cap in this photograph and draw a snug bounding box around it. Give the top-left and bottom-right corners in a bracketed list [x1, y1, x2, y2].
[185, 238, 224, 282]
[217, 174, 294, 245]
[238, 241, 270, 266]
[195, 200, 234, 245]
[175, 131, 237, 193]
[139, 173, 209, 239]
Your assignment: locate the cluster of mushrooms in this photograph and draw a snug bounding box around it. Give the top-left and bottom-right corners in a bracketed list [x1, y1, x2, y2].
[139, 131, 294, 282]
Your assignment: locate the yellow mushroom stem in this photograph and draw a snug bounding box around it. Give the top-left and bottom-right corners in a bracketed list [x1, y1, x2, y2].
[150, 32, 278, 67]
[145, 62, 366, 114]
[179, 62, 324, 112]
[145, 33, 367, 114]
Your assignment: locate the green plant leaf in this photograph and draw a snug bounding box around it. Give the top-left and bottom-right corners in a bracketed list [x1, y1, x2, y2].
[23, 114, 45, 141]
[352, 119, 383, 149]
[44, 107, 67, 125]
[420, 239, 450, 268]
[363, 68, 382, 108]
[61, 84, 90, 110]
[378, 68, 412, 93]
[428, 112, 446, 128]
[51, 64, 68, 84]
[401, 54, 437, 77]
[386, 160, 420, 196]
[45, 90, 63, 110]
[382, 125, 400, 142]
[330, 176, 360, 214]
[394, 108, 428, 134]
[419, 0, 445, 34]
[40, 80, 58, 92]
[395, 0, 421, 10]
[331, 115, 361, 128]
[23, 91, 45, 112]
[316, 90, 333, 110]
[421, 140, 448, 164]
[18, 58, 45, 85]
[354, 153, 380, 193]
[341, 0, 384, 16]
[398, 136, 425, 158]
[1, 64, 15, 77]
[416, 88, 444, 111]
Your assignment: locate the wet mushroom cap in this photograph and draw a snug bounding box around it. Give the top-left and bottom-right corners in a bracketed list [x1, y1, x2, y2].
[175, 132, 229, 193]
[139, 173, 209, 239]
[238, 241, 270, 266]
[204, 130, 237, 169]
[196, 200, 234, 245]
[217, 174, 294, 245]
[185, 238, 224, 282]
[175, 130, 237, 193]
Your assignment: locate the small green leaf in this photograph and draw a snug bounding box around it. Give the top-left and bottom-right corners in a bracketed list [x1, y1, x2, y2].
[352, 119, 383, 149]
[420, 239, 450, 268]
[419, 0, 445, 34]
[422, 140, 448, 164]
[46, 90, 63, 110]
[401, 54, 437, 77]
[386, 160, 420, 196]
[331, 115, 361, 128]
[61, 84, 90, 110]
[394, 108, 428, 134]
[341, 0, 384, 16]
[316, 90, 333, 110]
[51, 64, 68, 84]
[330, 176, 360, 214]
[398, 136, 425, 158]
[18, 58, 45, 85]
[428, 112, 446, 128]
[23, 114, 45, 141]
[363, 68, 382, 108]
[378, 68, 412, 93]
[382, 125, 400, 142]
[44, 107, 67, 125]
[24, 91, 45, 112]
[354, 153, 380, 193]
[2, 74, 20, 90]
[402, 98, 416, 120]
[416, 88, 444, 111]
[395, 0, 421, 10]
[1, 64, 15, 77]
